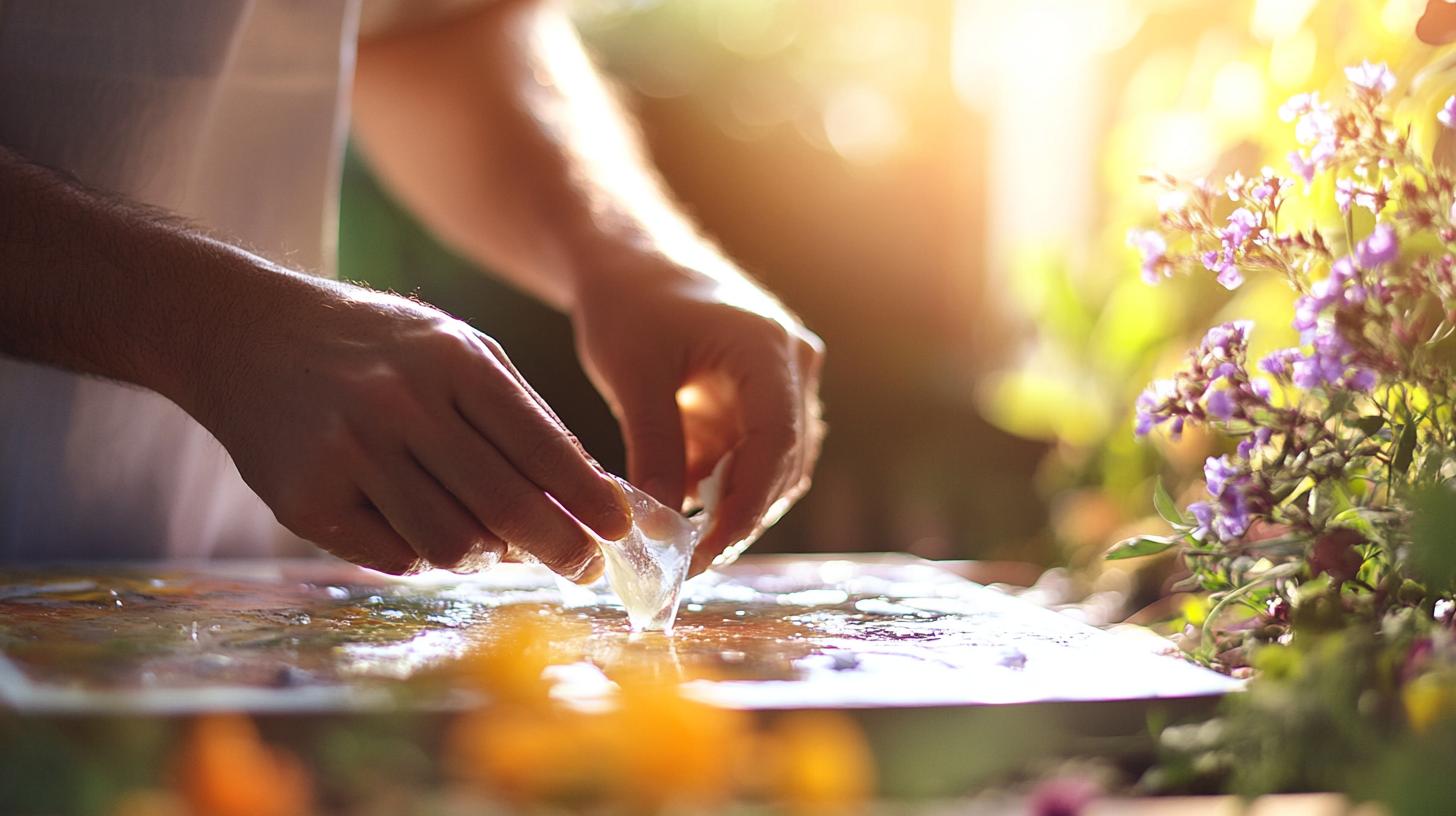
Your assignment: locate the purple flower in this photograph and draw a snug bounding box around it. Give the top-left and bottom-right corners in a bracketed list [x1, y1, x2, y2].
[1278, 92, 1319, 122]
[1204, 455, 1240, 497]
[1205, 389, 1236, 420]
[1260, 348, 1302, 378]
[1335, 179, 1355, 214]
[1289, 150, 1316, 185]
[1345, 60, 1396, 98]
[1202, 210, 1260, 290]
[1134, 380, 1175, 436]
[1128, 229, 1168, 285]
[1356, 223, 1398, 268]
[1189, 501, 1214, 540]
[1441, 95, 1456, 129]
[1200, 455, 1255, 541]
[1216, 265, 1244, 289]
[1199, 321, 1253, 360]
[1237, 427, 1273, 460]
[1225, 208, 1258, 241]
[1347, 367, 1377, 391]
[1291, 327, 1354, 389]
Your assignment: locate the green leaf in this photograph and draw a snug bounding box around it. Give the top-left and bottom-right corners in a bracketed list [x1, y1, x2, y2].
[1106, 535, 1180, 560]
[1354, 415, 1385, 436]
[1153, 479, 1188, 527]
[1410, 485, 1456, 590]
[1394, 422, 1418, 475]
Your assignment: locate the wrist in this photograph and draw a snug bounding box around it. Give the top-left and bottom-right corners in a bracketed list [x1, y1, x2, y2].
[561, 227, 735, 313]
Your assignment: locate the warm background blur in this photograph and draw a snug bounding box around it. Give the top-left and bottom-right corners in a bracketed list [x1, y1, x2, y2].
[340, 0, 1441, 574]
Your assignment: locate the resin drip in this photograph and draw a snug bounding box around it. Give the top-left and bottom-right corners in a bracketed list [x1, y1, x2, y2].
[594, 478, 703, 633]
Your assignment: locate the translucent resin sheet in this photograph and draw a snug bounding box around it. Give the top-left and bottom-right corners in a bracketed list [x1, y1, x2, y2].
[0, 557, 1238, 713]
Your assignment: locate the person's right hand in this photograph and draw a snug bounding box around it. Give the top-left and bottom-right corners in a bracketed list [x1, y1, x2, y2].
[183, 272, 632, 578]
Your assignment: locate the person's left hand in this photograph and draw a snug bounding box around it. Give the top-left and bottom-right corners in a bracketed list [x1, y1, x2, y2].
[571, 245, 825, 576]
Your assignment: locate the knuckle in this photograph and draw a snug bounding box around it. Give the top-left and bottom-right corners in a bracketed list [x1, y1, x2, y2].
[523, 433, 580, 481]
[478, 334, 507, 359]
[344, 364, 413, 413]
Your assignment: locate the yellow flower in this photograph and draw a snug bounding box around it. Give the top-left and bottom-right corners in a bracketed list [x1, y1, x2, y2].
[451, 605, 587, 706]
[603, 676, 752, 808]
[761, 711, 874, 814]
[175, 714, 312, 816]
[1404, 673, 1456, 734]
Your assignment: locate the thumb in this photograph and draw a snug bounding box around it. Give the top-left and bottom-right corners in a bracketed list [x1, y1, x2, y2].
[617, 383, 687, 513]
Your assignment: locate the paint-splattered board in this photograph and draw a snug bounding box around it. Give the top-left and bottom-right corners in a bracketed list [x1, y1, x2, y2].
[0, 555, 1236, 714]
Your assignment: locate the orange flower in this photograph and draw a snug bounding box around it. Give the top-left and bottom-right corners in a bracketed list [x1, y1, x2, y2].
[762, 711, 874, 814]
[603, 676, 751, 809]
[452, 605, 587, 706]
[175, 714, 311, 816]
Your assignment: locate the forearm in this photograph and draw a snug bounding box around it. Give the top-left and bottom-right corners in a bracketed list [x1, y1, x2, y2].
[0, 147, 328, 414]
[352, 0, 727, 312]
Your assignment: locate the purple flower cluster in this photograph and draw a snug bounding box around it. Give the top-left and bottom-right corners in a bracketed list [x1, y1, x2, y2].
[1135, 321, 1271, 438]
[1280, 91, 1338, 185]
[1189, 455, 1255, 542]
[1344, 60, 1396, 98]
[1335, 178, 1387, 215]
[1128, 229, 1169, 285]
[1201, 208, 1261, 290]
[1264, 224, 1397, 392]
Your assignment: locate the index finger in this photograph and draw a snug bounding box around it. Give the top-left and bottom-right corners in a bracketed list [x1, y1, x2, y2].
[690, 363, 803, 575]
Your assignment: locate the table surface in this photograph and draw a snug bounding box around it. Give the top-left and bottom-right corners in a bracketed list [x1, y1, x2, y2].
[0, 554, 1239, 714]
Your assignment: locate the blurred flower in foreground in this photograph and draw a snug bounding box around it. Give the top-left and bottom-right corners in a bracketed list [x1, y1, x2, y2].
[759, 711, 876, 814]
[445, 608, 873, 811]
[175, 714, 312, 816]
[1404, 671, 1456, 734]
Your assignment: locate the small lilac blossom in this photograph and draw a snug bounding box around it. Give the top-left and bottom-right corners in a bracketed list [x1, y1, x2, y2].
[1127, 229, 1168, 285]
[1356, 223, 1398, 269]
[1202, 210, 1259, 290]
[1440, 95, 1456, 129]
[1205, 389, 1236, 421]
[1200, 455, 1255, 542]
[1237, 428, 1273, 460]
[1260, 348, 1302, 378]
[1199, 321, 1253, 361]
[1291, 328, 1354, 389]
[1213, 489, 1253, 541]
[1289, 150, 1316, 185]
[1278, 92, 1319, 122]
[1347, 367, 1377, 391]
[1335, 179, 1355, 214]
[1204, 455, 1240, 497]
[1134, 379, 1175, 436]
[1188, 501, 1214, 540]
[1345, 61, 1396, 97]
[1225, 171, 1246, 200]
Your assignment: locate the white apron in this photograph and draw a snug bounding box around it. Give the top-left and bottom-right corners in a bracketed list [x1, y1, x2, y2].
[0, 0, 358, 559]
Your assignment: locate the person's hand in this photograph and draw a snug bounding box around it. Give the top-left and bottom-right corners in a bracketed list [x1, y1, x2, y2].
[185, 273, 632, 578]
[571, 247, 825, 576]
